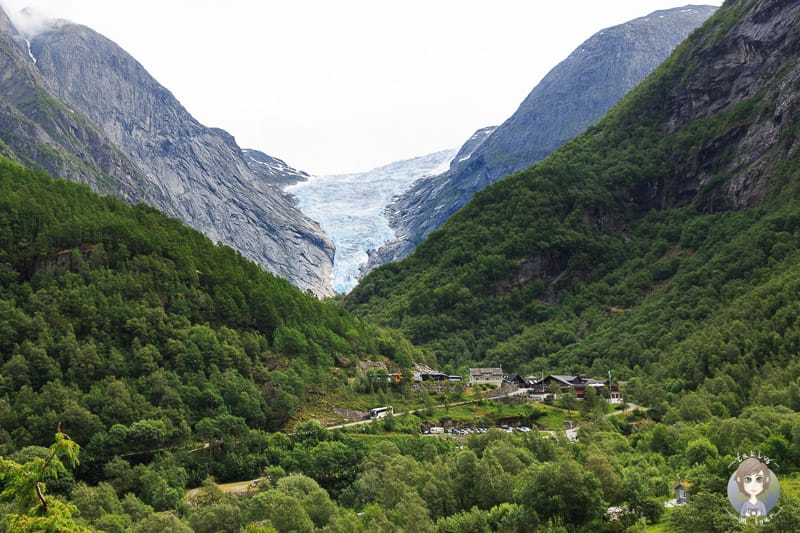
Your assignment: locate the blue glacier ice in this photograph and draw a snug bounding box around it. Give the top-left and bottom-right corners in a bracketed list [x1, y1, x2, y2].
[286, 149, 456, 293]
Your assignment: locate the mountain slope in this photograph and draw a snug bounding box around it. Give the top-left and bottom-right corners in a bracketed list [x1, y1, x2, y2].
[0, 153, 411, 462]
[347, 0, 800, 406]
[0, 8, 158, 204]
[243, 148, 311, 188]
[367, 5, 717, 272]
[0, 7, 335, 296]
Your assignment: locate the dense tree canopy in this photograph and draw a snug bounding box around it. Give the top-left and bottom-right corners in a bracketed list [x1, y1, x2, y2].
[3, 3, 800, 531]
[346, 4, 800, 423]
[0, 156, 418, 519]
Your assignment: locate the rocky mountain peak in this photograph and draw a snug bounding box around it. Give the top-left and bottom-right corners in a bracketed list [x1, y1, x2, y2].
[0, 5, 15, 35]
[0, 5, 159, 203]
[243, 148, 312, 188]
[364, 5, 718, 274]
[1, 14, 336, 296]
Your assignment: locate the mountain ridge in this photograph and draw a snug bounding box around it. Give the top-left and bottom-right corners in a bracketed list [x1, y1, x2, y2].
[3, 2, 800, 530]
[0, 7, 335, 296]
[366, 4, 718, 273]
[347, 0, 800, 383]
[0, 7, 160, 204]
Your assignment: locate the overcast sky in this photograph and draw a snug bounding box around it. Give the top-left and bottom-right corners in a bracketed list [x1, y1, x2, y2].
[2, 1, 722, 175]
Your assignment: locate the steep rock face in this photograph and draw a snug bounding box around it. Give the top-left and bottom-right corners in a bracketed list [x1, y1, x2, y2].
[368, 5, 717, 271]
[630, 0, 800, 213]
[0, 5, 11, 33]
[0, 11, 156, 203]
[23, 20, 333, 296]
[346, 0, 800, 370]
[449, 126, 498, 167]
[365, 128, 496, 269]
[243, 148, 311, 188]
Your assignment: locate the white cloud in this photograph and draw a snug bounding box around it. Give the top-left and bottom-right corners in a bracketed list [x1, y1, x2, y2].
[0, 2, 64, 38]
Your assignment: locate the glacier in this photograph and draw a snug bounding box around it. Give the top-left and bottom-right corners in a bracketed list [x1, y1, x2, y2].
[286, 149, 457, 293]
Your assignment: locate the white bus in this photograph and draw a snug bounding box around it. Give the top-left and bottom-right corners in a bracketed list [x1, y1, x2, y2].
[369, 406, 393, 419]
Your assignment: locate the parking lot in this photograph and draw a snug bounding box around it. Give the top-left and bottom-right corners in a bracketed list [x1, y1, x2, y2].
[422, 425, 533, 435]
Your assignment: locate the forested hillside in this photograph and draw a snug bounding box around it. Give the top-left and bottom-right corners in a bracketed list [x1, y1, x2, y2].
[0, 156, 420, 515]
[5, 1, 800, 531]
[348, 0, 800, 410]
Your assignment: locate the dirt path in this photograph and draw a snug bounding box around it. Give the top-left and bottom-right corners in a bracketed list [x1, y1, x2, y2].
[186, 478, 265, 499]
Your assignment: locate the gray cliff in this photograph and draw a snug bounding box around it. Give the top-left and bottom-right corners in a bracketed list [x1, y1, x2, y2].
[0, 10, 157, 204]
[243, 148, 311, 188]
[625, 0, 800, 214]
[366, 5, 717, 273]
[0, 8, 334, 296]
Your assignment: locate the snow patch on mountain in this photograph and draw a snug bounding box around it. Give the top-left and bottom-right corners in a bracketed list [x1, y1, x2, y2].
[242, 148, 310, 187]
[287, 149, 457, 293]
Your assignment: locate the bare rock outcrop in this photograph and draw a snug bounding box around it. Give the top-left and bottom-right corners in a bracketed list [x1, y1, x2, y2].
[0, 7, 335, 296]
[367, 5, 718, 272]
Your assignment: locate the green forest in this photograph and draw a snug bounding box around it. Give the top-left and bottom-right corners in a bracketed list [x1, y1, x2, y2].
[347, 0, 800, 433]
[3, 1, 800, 531]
